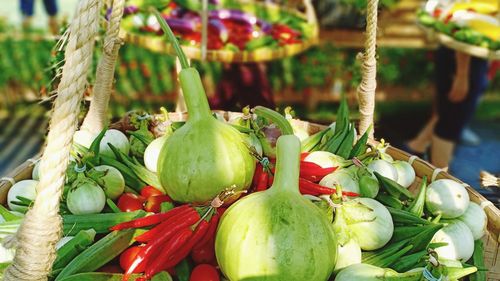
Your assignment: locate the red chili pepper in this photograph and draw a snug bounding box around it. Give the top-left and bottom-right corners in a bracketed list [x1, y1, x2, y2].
[122, 211, 198, 281]
[134, 208, 200, 242]
[256, 171, 269, 192]
[299, 178, 359, 197]
[160, 220, 210, 272]
[300, 152, 310, 161]
[110, 205, 190, 231]
[144, 226, 196, 279]
[300, 161, 337, 180]
[270, 161, 336, 183]
[252, 165, 263, 187]
[193, 213, 220, 251]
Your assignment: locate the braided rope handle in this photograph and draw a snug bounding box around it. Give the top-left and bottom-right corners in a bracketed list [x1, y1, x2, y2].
[3, 1, 102, 280]
[357, 0, 379, 139]
[81, 0, 126, 134]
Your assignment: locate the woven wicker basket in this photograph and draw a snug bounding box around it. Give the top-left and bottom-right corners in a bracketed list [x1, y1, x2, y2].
[0, 0, 499, 280]
[0, 113, 499, 279]
[119, 0, 319, 62]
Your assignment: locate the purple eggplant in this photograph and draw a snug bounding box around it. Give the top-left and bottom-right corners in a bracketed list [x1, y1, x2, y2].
[208, 18, 229, 43]
[181, 11, 202, 22]
[208, 9, 271, 33]
[209, 9, 258, 25]
[124, 5, 140, 15]
[164, 17, 198, 34]
[257, 19, 272, 34]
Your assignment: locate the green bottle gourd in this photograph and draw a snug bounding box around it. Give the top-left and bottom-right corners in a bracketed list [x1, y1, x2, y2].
[154, 12, 256, 203]
[215, 135, 337, 281]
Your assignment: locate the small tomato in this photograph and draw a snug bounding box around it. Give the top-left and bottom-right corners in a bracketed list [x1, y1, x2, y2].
[117, 193, 145, 212]
[190, 264, 219, 281]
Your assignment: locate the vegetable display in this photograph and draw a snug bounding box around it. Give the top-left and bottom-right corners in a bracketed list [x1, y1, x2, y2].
[1, 96, 489, 280]
[417, 1, 499, 50]
[121, 0, 315, 52]
[0, 17, 493, 281]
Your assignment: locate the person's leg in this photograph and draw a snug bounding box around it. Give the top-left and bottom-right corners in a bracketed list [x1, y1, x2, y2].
[20, 0, 35, 31]
[43, 0, 59, 34]
[407, 114, 438, 153]
[431, 47, 457, 168]
[430, 135, 454, 170]
[459, 58, 489, 146]
[432, 53, 488, 169]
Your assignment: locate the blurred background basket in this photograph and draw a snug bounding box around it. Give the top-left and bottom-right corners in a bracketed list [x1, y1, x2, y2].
[119, 0, 319, 62]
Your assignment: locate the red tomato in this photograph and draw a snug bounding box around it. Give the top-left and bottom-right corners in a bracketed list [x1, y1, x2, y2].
[144, 195, 173, 213]
[140, 186, 164, 198]
[117, 193, 145, 212]
[120, 245, 145, 273]
[191, 242, 215, 264]
[190, 264, 219, 281]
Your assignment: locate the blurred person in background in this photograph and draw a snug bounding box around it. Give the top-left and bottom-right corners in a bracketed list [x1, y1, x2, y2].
[211, 63, 275, 111]
[20, 0, 59, 34]
[404, 48, 490, 170]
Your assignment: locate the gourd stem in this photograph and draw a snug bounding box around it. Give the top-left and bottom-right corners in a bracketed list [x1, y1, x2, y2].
[179, 69, 212, 120]
[154, 9, 190, 69]
[253, 106, 294, 135]
[270, 135, 300, 194]
[155, 10, 211, 120]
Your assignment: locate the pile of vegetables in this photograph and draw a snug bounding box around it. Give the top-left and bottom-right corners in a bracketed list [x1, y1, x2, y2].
[121, 0, 315, 51]
[0, 15, 493, 281]
[417, 1, 499, 50]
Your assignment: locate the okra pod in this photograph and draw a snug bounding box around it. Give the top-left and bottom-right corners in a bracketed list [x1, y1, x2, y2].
[405, 176, 427, 217]
[62, 210, 146, 236]
[363, 239, 408, 264]
[374, 172, 414, 199]
[387, 207, 431, 225]
[376, 193, 403, 209]
[99, 155, 146, 191]
[391, 223, 442, 244]
[391, 250, 427, 272]
[108, 144, 163, 190]
[406, 223, 443, 253]
[0, 204, 21, 221]
[372, 244, 413, 268]
[52, 229, 96, 271]
[55, 229, 142, 280]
